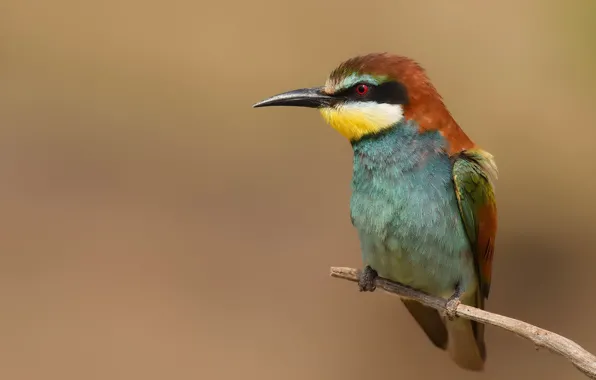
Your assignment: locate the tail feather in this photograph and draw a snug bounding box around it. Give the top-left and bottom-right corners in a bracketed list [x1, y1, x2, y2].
[402, 291, 486, 371]
[445, 317, 486, 371]
[401, 299, 447, 349]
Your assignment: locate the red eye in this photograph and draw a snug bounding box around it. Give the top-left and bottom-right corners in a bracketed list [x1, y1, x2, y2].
[356, 84, 369, 96]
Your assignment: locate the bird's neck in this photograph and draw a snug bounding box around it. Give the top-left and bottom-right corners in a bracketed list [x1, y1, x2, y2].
[351, 120, 449, 171]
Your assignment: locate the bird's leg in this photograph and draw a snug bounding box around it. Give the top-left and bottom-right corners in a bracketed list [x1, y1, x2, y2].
[358, 265, 378, 292]
[443, 283, 463, 321]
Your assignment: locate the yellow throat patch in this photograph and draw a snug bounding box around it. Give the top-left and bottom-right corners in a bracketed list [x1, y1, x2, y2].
[319, 102, 405, 141]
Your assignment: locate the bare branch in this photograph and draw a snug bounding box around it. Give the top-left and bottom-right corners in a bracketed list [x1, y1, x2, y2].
[330, 266, 596, 379]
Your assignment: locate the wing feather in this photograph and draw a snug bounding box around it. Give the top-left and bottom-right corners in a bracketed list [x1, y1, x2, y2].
[452, 149, 498, 298]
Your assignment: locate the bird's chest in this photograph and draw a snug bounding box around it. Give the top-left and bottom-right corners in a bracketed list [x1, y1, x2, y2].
[350, 154, 459, 243]
[349, 134, 470, 293]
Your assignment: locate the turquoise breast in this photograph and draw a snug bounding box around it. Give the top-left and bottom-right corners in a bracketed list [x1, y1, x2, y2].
[350, 121, 476, 297]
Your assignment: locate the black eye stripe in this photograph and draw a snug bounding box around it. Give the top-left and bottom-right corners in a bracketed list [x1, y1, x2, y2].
[372, 81, 409, 105]
[333, 81, 409, 105]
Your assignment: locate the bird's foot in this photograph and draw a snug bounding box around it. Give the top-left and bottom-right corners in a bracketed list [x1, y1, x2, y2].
[358, 265, 378, 292]
[444, 297, 461, 321]
[443, 284, 463, 321]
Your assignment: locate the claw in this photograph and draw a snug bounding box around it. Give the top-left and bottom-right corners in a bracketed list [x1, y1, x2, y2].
[442, 283, 463, 320]
[444, 297, 461, 320]
[358, 266, 377, 292]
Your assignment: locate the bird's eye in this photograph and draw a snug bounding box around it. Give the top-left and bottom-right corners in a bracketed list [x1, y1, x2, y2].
[355, 84, 369, 96]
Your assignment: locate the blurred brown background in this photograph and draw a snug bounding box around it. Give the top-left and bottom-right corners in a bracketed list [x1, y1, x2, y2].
[1, 0, 596, 379]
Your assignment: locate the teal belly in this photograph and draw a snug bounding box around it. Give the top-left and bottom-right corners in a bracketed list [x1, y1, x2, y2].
[358, 229, 476, 298]
[350, 126, 476, 298]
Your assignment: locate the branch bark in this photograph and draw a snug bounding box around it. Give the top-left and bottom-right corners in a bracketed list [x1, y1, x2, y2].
[330, 266, 596, 379]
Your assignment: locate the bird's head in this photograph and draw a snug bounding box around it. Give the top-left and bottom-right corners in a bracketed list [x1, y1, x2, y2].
[254, 53, 471, 150]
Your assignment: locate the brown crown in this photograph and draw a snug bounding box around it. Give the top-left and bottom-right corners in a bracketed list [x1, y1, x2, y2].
[329, 53, 474, 154]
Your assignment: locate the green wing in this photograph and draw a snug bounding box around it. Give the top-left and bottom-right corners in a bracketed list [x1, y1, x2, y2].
[452, 148, 498, 298]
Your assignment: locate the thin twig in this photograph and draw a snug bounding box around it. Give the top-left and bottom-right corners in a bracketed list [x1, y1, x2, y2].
[330, 266, 596, 379]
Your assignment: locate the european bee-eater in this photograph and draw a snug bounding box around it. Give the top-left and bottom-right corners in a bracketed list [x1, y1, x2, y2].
[253, 53, 497, 371]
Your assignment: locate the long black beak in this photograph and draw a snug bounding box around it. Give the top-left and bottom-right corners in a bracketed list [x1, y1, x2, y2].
[252, 87, 336, 108]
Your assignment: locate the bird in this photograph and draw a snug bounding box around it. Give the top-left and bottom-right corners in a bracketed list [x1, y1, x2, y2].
[253, 53, 498, 371]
